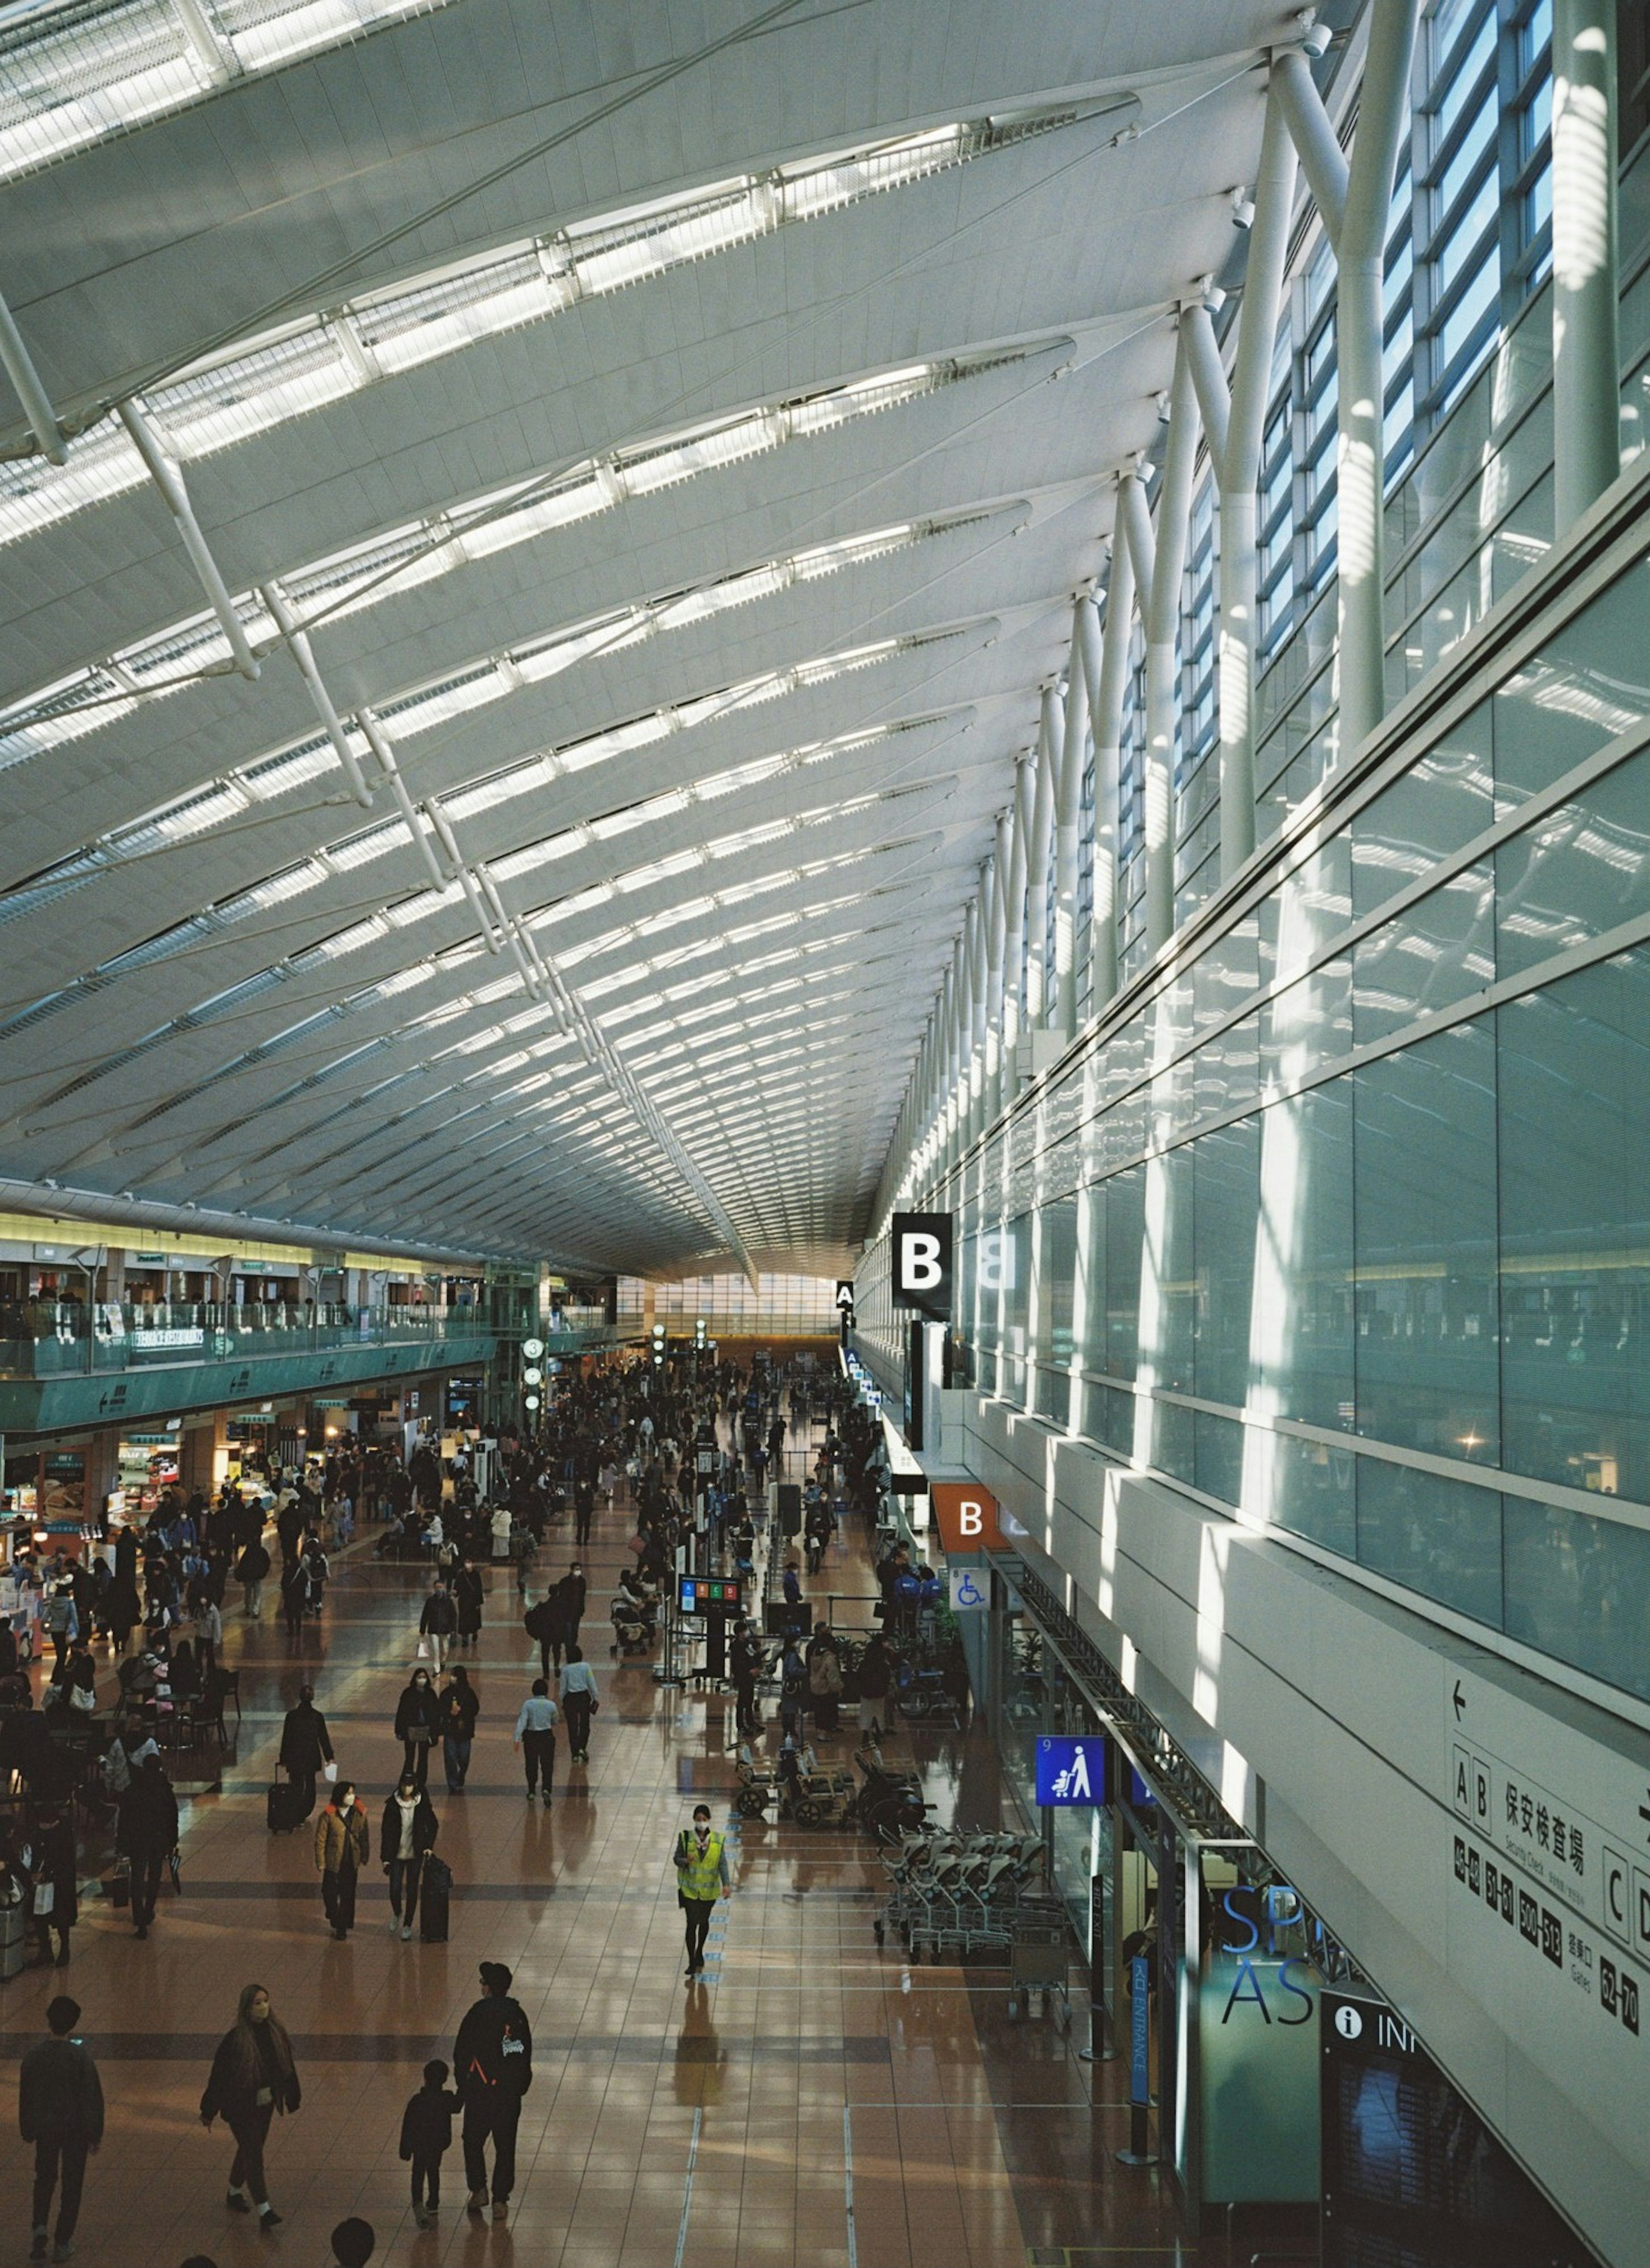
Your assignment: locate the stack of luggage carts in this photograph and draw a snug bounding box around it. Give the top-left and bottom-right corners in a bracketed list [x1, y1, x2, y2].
[874, 1823, 1059, 1962]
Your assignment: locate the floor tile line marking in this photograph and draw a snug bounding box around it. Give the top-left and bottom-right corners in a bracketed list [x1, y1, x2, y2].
[843, 2101, 859, 2268]
[674, 2102, 703, 2268]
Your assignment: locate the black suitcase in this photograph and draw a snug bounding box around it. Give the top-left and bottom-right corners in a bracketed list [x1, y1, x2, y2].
[419, 1856, 452, 1942]
[267, 1771, 307, 1834]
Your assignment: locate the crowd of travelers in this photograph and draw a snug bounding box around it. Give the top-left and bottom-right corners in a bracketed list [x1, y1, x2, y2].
[3, 1348, 911, 2256]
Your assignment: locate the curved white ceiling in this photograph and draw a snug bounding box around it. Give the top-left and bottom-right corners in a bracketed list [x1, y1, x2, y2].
[0, 0, 1280, 1276]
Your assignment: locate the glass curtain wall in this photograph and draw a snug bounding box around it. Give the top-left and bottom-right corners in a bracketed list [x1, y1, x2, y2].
[863, 536, 1650, 1712]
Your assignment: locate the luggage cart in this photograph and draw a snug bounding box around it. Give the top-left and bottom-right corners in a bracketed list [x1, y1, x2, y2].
[1006, 1902, 1070, 2022]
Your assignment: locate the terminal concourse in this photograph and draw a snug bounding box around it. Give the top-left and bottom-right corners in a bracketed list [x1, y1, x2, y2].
[0, 0, 1648, 2263]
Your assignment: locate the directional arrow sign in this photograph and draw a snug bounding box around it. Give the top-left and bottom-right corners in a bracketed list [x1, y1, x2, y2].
[1453, 1680, 1466, 1721]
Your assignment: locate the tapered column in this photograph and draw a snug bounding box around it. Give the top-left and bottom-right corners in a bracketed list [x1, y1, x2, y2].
[1053, 604, 1089, 1039]
[983, 813, 1009, 1132]
[998, 756, 1033, 1115]
[1141, 330, 1201, 957]
[1332, 0, 1421, 765]
[1079, 558, 1129, 1010]
[1552, 0, 1621, 526]
[1025, 686, 1061, 1022]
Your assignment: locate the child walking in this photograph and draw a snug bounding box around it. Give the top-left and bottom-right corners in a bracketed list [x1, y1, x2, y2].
[399, 2057, 460, 2230]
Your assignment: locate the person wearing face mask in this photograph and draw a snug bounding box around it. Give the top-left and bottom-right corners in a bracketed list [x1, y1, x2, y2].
[381, 1772, 439, 1941]
[394, 1667, 441, 1790]
[313, 1780, 370, 1940]
[200, 1981, 302, 2229]
[672, 1803, 731, 1978]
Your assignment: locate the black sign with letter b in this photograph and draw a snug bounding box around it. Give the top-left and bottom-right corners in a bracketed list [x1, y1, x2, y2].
[891, 1211, 953, 1319]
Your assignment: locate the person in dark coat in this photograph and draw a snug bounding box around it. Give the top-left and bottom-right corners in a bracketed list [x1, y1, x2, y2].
[452, 1560, 484, 1648]
[278, 1686, 333, 1819]
[380, 1773, 439, 1940]
[22, 1804, 77, 1968]
[235, 1536, 269, 1619]
[116, 1753, 180, 1938]
[399, 2056, 461, 2230]
[418, 1580, 458, 1674]
[453, 1961, 533, 2224]
[200, 1981, 301, 2228]
[394, 1668, 441, 1789]
[557, 1564, 587, 1653]
[18, 1994, 103, 2264]
[105, 1568, 141, 1653]
[438, 1667, 480, 1794]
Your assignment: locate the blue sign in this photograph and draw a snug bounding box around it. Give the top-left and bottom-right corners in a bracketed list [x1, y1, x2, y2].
[1035, 1734, 1109, 1807]
[1129, 1953, 1152, 2106]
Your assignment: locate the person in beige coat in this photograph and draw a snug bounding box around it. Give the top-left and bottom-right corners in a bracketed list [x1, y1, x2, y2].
[313, 1782, 370, 1940]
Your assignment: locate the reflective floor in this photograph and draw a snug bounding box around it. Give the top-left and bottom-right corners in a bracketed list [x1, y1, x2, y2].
[0, 1441, 1211, 2267]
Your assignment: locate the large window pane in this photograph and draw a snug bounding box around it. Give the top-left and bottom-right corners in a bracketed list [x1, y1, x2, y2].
[1354, 1023, 1500, 1458]
[1503, 1497, 1650, 1700]
[1251, 1079, 1355, 1429]
[1494, 743, 1650, 978]
[1034, 1197, 1077, 1428]
[1498, 952, 1650, 1501]
[1356, 1459, 1503, 1624]
[1351, 863, 1496, 1045]
[1105, 1163, 1145, 1384]
[1350, 702, 1493, 917]
[1194, 1116, 1260, 1408]
[1492, 565, 1650, 809]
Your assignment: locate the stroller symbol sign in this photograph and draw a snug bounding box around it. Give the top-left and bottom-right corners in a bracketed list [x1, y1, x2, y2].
[948, 1569, 987, 1611]
[1036, 1734, 1109, 1807]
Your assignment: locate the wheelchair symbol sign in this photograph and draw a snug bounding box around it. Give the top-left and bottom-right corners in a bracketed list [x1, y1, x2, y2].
[948, 1569, 987, 1611]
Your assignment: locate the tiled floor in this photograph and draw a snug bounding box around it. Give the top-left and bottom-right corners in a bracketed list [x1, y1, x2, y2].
[0, 1426, 1211, 2267]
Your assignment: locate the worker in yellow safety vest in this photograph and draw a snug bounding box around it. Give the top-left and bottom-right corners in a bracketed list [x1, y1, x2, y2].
[672, 1803, 731, 1978]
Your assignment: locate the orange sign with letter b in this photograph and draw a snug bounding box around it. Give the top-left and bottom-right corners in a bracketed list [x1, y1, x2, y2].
[930, 1481, 1005, 1554]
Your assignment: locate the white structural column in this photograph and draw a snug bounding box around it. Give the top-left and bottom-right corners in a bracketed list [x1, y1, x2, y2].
[1182, 90, 1299, 878]
[1082, 537, 1134, 1011]
[998, 755, 1033, 1117]
[967, 878, 990, 1144]
[1024, 687, 1061, 1024]
[1552, 0, 1621, 525]
[949, 922, 972, 1167]
[1140, 331, 1202, 958]
[1052, 604, 1089, 1039]
[1278, 7, 1420, 769]
[983, 813, 1010, 1136]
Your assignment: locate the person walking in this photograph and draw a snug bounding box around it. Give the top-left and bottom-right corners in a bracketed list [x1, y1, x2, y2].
[313, 1780, 370, 1940]
[558, 1647, 598, 1765]
[394, 1667, 441, 1790]
[115, 1752, 179, 1939]
[22, 1805, 77, 1969]
[452, 1559, 484, 1651]
[381, 1771, 438, 1941]
[730, 1619, 765, 1737]
[453, 1960, 533, 2224]
[399, 2057, 460, 2231]
[235, 1535, 270, 1620]
[200, 1982, 301, 2229]
[418, 1579, 457, 1675]
[438, 1665, 480, 1793]
[512, 1679, 558, 1803]
[522, 1592, 563, 1683]
[19, 1995, 103, 2265]
[672, 1803, 731, 1978]
[572, 1476, 594, 1547]
[806, 1623, 843, 1736]
[279, 1556, 308, 1645]
[278, 1684, 333, 1820]
[558, 1562, 587, 1654]
[856, 1632, 893, 1739]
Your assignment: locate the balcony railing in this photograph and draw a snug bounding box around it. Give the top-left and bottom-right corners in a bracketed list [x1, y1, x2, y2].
[0, 1299, 491, 1379]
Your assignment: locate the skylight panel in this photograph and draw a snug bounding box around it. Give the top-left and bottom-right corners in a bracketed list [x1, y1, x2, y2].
[567, 183, 769, 294]
[460, 473, 608, 557]
[780, 125, 967, 220]
[621, 411, 778, 496]
[327, 818, 411, 870]
[147, 325, 359, 458]
[357, 249, 565, 373]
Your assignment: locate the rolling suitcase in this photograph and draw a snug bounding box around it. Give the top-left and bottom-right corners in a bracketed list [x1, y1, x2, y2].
[267, 1767, 307, 1834]
[419, 1856, 452, 1942]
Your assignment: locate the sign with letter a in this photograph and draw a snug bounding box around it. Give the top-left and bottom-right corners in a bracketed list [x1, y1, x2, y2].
[890, 1210, 953, 1319]
[930, 1480, 1005, 1554]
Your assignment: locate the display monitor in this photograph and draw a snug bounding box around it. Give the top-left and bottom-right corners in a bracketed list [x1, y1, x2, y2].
[678, 1575, 743, 1616]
